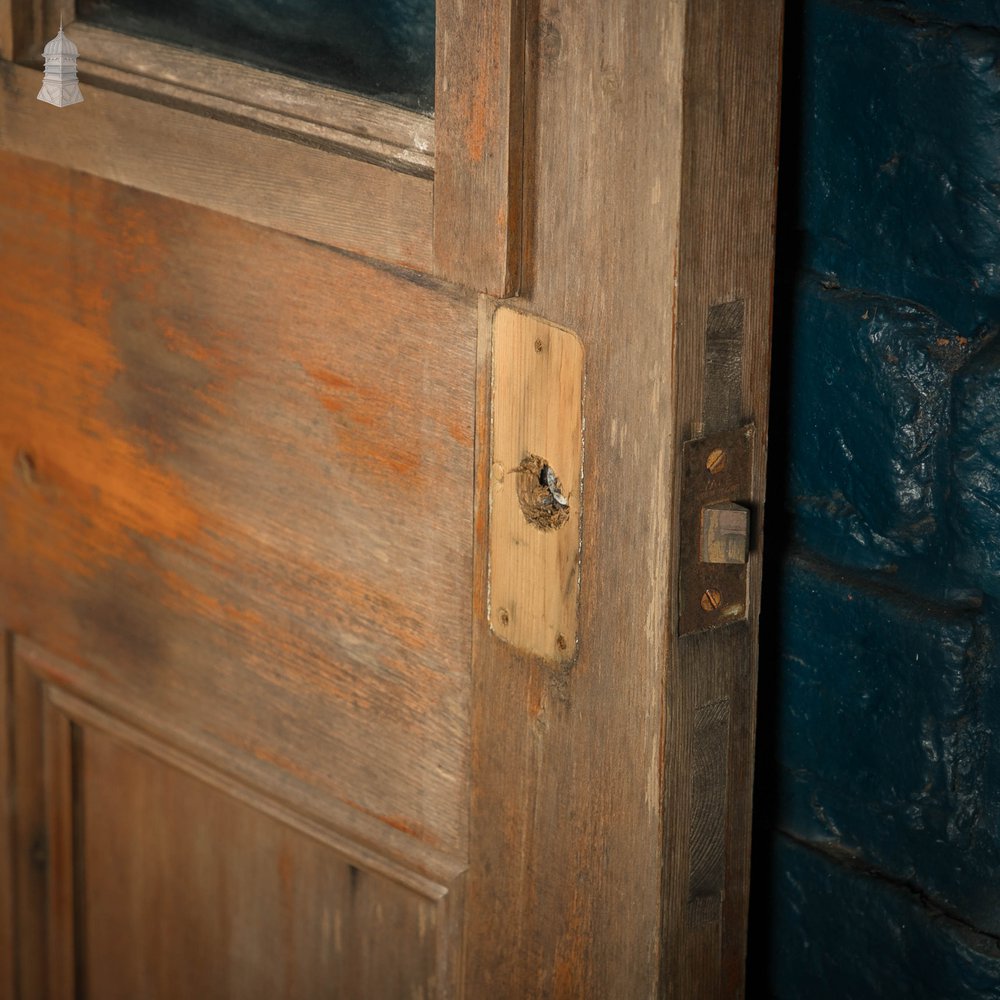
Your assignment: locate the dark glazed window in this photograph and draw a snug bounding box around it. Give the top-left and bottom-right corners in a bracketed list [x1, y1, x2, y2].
[76, 0, 435, 111]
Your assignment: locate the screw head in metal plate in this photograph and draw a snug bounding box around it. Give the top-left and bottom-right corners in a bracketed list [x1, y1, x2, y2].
[700, 588, 722, 612]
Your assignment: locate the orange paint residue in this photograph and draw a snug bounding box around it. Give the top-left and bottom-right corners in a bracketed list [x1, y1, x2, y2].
[0, 301, 201, 565]
[466, 66, 494, 165]
[304, 363, 424, 480]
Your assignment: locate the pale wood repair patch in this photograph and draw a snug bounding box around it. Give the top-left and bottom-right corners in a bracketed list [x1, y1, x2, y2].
[488, 307, 583, 662]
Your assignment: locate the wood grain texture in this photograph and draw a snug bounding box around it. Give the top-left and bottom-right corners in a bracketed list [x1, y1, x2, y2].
[704, 299, 746, 435]
[0, 632, 14, 999]
[465, 1, 781, 997]
[434, 0, 524, 295]
[0, 150, 475, 865]
[0, 61, 433, 272]
[6, 643, 460, 999]
[466, 2, 688, 995]
[46, 677, 463, 901]
[11, 654, 46, 1000]
[79, 724, 444, 999]
[0, 0, 782, 992]
[664, 1, 784, 997]
[72, 23, 434, 176]
[687, 698, 731, 926]
[488, 306, 583, 661]
[43, 698, 76, 1000]
[0, 0, 40, 62]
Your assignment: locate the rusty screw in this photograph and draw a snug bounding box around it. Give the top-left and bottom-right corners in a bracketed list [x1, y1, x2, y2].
[700, 588, 722, 612]
[706, 448, 727, 475]
[498, 608, 510, 626]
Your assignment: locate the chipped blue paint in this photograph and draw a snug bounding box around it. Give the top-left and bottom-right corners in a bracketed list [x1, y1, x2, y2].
[761, 0, 1000, 994]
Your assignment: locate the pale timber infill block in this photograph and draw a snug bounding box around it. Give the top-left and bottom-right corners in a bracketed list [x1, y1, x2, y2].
[488, 306, 584, 662]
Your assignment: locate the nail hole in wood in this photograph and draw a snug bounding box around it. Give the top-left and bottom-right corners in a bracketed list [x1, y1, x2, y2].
[514, 454, 570, 531]
[15, 449, 37, 486]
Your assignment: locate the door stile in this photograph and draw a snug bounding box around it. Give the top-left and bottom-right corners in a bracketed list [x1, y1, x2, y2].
[465, 0, 689, 995]
[434, 0, 526, 297]
[466, 1, 782, 996]
[663, 2, 783, 997]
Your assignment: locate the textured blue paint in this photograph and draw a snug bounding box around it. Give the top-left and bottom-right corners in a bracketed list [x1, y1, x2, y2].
[953, 339, 1000, 596]
[797, 2, 1000, 332]
[769, 835, 1000, 1000]
[763, 0, 1000, 993]
[786, 279, 984, 576]
[777, 557, 1000, 934]
[876, 0, 1000, 24]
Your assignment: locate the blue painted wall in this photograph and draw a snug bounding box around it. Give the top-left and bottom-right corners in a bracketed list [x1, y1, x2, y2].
[754, 1, 1000, 995]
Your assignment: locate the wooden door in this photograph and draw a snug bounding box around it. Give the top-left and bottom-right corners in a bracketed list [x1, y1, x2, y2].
[0, 2, 783, 997]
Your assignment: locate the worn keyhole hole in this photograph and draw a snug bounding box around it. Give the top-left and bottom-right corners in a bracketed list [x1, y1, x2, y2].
[514, 454, 571, 531]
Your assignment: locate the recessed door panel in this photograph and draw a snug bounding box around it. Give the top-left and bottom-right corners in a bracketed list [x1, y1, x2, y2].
[0, 153, 475, 860]
[79, 724, 445, 999]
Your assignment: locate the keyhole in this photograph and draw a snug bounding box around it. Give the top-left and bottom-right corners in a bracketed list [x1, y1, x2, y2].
[514, 454, 571, 531]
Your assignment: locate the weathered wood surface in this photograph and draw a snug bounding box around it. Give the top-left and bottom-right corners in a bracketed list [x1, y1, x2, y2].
[73, 23, 434, 176]
[9, 653, 46, 1000]
[78, 718, 441, 998]
[466, 1, 782, 997]
[466, 1, 688, 994]
[0, 150, 475, 871]
[0, 62, 433, 272]
[664, 1, 783, 997]
[0, 0, 38, 61]
[434, 0, 524, 295]
[0, 0, 782, 993]
[0, 634, 13, 1000]
[488, 306, 583, 662]
[7, 643, 459, 998]
[42, 696, 75, 1000]
[1, 0, 527, 290]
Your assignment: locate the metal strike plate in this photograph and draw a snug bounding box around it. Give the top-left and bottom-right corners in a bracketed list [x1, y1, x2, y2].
[678, 424, 754, 636]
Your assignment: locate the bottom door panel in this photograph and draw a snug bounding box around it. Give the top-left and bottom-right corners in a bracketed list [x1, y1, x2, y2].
[81, 728, 442, 999]
[6, 640, 459, 1000]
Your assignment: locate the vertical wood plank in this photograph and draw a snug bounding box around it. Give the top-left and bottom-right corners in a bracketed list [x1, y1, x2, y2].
[466, 0, 781, 996]
[434, 0, 524, 295]
[43, 697, 76, 1000]
[465, 2, 690, 994]
[0, 632, 14, 1000]
[664, 1, 783, 997]
[0, 0, 40, 62]
[12, 654, 47, 1000]
[0, 0, 14, 61]
[687, 698, 731, 927]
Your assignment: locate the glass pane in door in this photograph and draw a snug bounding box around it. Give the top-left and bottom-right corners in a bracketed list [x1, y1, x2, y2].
[76, 0, 435, 110]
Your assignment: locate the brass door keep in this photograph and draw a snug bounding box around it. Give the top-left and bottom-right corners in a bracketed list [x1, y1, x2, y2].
[678, 424, 754, 636]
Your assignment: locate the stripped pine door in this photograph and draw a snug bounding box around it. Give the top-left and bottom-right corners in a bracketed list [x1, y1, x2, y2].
[0, 1, 782, 996]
